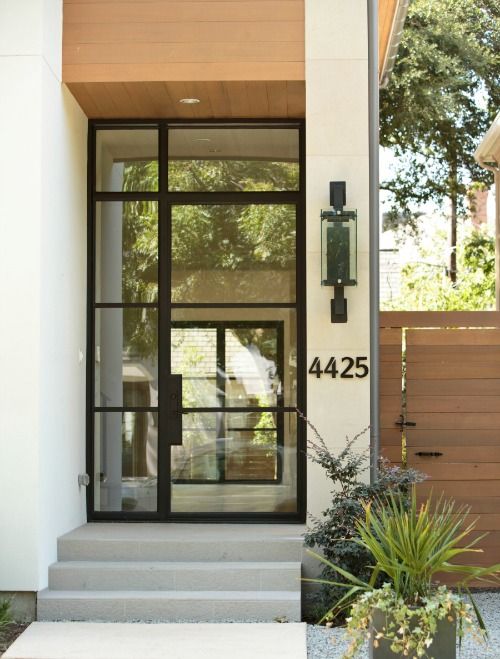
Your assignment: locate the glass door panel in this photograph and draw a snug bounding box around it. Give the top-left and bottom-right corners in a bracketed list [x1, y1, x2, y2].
[169, 197, 298, 514]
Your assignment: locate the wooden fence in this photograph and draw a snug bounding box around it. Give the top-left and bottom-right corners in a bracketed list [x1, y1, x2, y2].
[380, 312, 500, 567]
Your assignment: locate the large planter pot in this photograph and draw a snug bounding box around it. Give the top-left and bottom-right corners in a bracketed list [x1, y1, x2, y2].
[369, 608, 456, 659]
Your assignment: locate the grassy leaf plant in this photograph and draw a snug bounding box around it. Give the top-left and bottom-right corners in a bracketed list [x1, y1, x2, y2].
[307, 486, 500, 657]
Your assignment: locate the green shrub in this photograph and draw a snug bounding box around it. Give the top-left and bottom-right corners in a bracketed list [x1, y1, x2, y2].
[301, 414, 425, 620]
[0, 599, 12, 640]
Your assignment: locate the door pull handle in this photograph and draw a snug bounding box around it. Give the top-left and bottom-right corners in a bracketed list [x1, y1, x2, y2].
[167, 374, 183, 446]
[414, 451, 443, 457]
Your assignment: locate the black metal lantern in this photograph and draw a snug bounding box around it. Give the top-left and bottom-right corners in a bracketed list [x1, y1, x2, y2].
[321, 182, 357, 323]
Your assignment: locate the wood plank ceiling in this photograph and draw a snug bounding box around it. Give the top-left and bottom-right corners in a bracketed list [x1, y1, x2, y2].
[63, 0, 399, 119]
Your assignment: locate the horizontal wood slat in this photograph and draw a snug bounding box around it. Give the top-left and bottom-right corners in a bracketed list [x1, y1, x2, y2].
[64, 21, 304, 44]
[380, 311, 500, 328]
[406, 413, 500, 430]
[63, 62, 305, 83]
[408, 396, 500, 413]
[408, 329, 500, 346]
[407, 345, 500, 362]
[407, 379, 500, 396]
[407, 362, 500, 379]
[407, 431, 500, 447]
[415, 463, 500, 481]
[64, 2, 305, 24]
[418, 481, 500, 499]
[64, 42, 304, 65]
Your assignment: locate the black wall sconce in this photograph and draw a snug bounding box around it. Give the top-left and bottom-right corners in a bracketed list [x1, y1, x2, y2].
[321, 181, 357, 323]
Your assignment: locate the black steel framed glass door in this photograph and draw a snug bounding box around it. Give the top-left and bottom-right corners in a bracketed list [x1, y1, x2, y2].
[88, 122, 305, 521]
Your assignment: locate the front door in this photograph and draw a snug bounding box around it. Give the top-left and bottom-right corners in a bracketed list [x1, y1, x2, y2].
[90, 122, 305, 521]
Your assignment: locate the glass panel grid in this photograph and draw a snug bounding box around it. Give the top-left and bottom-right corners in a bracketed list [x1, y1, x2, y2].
[90, 121, 303, 519]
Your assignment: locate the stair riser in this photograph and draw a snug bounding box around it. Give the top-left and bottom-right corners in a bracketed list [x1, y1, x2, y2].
[37, 598, 301, 623]
[49, 565, 300, 592]
[58, 540, 303, 563]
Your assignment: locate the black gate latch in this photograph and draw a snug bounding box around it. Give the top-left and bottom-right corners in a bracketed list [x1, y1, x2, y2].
[395, 414, 417, 429]
[414, 451, 443, 457]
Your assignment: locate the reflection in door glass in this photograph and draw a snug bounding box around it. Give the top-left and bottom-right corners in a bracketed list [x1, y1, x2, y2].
[171, 318, 296, 408]
[171, 205, 296, 303]
[171, 413, 297, 513]
[168, 127, 299, 192]
[94, 411, 158, 512]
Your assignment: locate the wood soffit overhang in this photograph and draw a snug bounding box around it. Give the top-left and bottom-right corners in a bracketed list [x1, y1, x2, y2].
[63, 0, 399, 119]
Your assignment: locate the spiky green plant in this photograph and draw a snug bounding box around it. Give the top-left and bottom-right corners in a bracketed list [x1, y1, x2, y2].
[307, 485, 500, 627]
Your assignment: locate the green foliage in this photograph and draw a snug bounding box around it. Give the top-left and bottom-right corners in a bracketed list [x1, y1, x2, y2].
[380, 0, 499, 276]
[302, 416, 424, 620]
[307, 487, 500, 654]
[345, 584, 478, 658]
[0, 600, 12, 639]
[356, 488, 500, 601]
[383, 226, 495, 310]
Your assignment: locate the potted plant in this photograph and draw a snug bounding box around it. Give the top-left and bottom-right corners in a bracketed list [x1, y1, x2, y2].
[308, 486, 500, 658]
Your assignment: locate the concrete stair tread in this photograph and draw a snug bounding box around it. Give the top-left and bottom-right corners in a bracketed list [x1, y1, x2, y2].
[39, 589, 300, 601]
[50, 560, 300, 569]
[59, 524, 305, 542]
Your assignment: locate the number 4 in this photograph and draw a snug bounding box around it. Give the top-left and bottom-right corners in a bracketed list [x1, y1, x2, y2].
[308, 357, 322, 378]
[324, 357, 338, 378]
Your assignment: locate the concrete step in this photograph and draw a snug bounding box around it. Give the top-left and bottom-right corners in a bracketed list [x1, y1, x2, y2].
[48, 561, 301, 592]
[37, 589, 301, 622]
[57, 524, 304, 563]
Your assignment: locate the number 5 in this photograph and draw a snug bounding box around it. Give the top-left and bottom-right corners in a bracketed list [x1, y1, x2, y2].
[355, 356, 369, 378]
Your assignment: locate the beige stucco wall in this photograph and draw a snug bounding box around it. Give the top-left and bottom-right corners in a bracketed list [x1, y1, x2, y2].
[305, 0, 371, 519]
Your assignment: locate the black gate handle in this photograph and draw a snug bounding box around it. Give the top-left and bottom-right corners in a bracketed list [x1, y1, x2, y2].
[414, 451, 443, 457]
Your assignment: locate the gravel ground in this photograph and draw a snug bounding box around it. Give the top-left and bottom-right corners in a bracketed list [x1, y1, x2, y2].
[307, 592, 500, 658]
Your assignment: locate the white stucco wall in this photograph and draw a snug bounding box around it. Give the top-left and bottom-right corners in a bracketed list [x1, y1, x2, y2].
[305, 0, 371, 518]
[0, 0, 87, 591]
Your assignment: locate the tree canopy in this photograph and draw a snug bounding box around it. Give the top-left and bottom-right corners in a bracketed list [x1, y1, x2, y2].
[380, 0, 500, 281]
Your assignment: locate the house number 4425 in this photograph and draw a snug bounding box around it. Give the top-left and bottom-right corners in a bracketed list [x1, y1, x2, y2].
[308, 356, 369, 379]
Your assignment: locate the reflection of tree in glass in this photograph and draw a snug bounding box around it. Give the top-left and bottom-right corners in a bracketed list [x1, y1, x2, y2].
[253, 409, 277, 454]
[172, 204, 295, 302]
[168, 158, 298, 193]
[122, 200, 158, 303]
[120, 158, 296, 357]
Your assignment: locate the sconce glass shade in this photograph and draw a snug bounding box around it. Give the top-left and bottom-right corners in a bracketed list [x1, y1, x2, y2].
[321, 210, 357, 286]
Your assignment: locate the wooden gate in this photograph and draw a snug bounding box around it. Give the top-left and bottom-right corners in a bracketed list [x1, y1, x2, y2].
[380, 312, 500, 567]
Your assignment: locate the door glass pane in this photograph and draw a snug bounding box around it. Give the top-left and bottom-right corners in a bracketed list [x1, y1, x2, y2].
[94, 411, 158, 512]
[96, 129, 158, 192]
[171, 413, 297, 513]
[172, 205, 296, 303]
[96, 201, 158, 304]
[95, 308, 158, 407]
[171, 311, 297, 408]
[168, 127, 299, 192]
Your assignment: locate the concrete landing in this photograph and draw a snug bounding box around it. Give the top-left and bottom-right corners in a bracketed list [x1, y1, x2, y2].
[3, 622, 307, 659]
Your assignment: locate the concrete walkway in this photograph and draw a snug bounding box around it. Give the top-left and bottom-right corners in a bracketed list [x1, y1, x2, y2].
[4, 622, 307, 659]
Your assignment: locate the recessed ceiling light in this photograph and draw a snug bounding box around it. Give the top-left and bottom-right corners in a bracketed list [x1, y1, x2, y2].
[194, 138, 211, 142]
[179, 98, 200, 104]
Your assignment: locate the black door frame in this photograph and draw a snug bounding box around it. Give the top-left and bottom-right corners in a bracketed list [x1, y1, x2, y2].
[86, 119, 307, 522]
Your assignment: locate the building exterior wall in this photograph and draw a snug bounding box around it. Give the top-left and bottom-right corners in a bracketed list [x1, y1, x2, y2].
[1, 0, 372, 594]
[305, 0, 371, 518]
[0, 0, 88, 592]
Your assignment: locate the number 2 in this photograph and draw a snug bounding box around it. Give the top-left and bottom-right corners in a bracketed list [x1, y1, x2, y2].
[341, 357, 354, 378]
